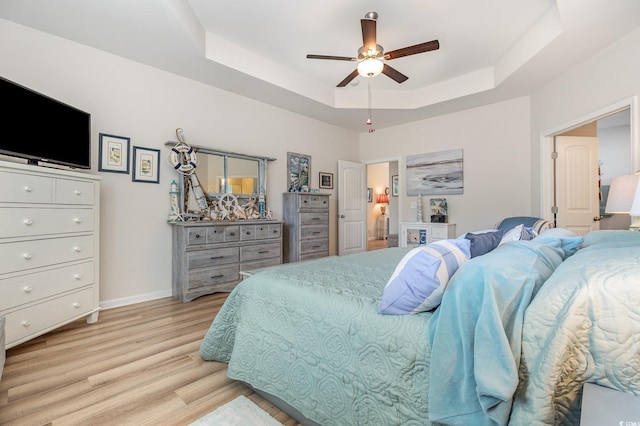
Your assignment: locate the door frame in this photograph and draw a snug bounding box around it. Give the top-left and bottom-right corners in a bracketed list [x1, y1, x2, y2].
[541, 96, 639, 223]
[365, 156, 401, 241]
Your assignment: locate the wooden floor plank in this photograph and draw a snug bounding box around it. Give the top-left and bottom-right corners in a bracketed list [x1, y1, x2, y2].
[0, 294, 301, 426]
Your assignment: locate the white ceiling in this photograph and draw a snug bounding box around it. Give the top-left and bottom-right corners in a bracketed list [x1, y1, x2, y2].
[1, 0, 639, 133]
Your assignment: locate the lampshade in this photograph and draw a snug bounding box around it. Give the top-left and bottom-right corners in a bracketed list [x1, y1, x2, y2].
[605, 174, 640, 213]
[376, 194, 389, 204]
[357, 58, 384, 77]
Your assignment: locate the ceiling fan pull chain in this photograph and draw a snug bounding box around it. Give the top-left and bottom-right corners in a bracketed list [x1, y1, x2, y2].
[366, 77, 375, 132]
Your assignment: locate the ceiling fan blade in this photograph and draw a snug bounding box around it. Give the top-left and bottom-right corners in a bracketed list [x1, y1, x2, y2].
[384, 40, 440, 60]
[382, 64, 409, 84]
[361, 18, 377, 52]
[307, 54, 357, 61]
[337, 69, 359, 87]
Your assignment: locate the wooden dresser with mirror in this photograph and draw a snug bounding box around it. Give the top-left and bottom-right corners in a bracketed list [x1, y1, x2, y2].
[167, 143, 283, 302]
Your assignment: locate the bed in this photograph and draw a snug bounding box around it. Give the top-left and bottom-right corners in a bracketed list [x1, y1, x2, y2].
[199, 229, 640, 425]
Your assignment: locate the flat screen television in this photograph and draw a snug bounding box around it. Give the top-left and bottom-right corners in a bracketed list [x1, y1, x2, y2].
[0, 76, 91, 169]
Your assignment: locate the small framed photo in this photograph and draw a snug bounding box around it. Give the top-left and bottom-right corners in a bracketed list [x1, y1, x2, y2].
[132, 146, 160, 184]
[98, 133, 130, 173]
[319, 172, 333, 189]
[392, 175, 399, 196]
[367, 188, 373, 203]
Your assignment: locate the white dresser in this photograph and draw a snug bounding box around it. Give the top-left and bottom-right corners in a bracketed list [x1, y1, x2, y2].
[0, 160, 100, 349]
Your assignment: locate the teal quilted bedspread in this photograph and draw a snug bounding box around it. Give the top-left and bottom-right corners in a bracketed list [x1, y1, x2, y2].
[199, 248, 436, 425]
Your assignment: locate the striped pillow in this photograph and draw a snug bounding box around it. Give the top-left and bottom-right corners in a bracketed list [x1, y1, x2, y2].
[379, 239, 471, 315]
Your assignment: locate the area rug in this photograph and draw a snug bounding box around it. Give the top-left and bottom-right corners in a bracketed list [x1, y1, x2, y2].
[189, 395, 282, 426]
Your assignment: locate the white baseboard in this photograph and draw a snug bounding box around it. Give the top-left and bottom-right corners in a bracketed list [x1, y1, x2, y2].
[100, 289, 173, 310]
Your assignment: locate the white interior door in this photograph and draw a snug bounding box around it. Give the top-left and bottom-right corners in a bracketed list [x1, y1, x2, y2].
[338, 160, 366, 256]
[555, 136, 600, 235]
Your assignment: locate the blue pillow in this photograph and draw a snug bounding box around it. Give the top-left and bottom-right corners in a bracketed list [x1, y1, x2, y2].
[464, 230, 504, 257]
[532, 228, 583, 259]
[379, 239, 471, 315]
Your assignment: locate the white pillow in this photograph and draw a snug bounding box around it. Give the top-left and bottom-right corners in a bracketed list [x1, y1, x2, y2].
[379, 239, 471, 315]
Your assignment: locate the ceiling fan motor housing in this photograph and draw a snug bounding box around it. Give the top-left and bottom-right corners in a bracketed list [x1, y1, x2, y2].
[358, 45, 384, 60]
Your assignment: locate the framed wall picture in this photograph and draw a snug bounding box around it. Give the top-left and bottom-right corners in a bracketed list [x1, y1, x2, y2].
[392, 175, 399, 196]
[319, 172, 333, 189]
[98, 133, 130, 173]
[406, 149, 463, 195]
[132, 146, 160, 183]
[287, 152, 311, 191]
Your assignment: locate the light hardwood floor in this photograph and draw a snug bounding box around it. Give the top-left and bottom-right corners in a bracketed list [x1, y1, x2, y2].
[0, 293, 302, 426]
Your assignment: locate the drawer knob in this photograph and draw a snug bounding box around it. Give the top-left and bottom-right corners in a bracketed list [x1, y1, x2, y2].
[23, 218, 33, 226]
[23, 286, 33, 293]
[73, 246, 82, 253]
[24, 185, 33, 193]
[21, 320, 31, 327]
[74, 189, 82, 196]
[195, 233, 201, 239]
[74, 217, 83, 224]
[23, 253, 32, 260]
[74, 273, 83, 280]
[73, 302, 81, 309]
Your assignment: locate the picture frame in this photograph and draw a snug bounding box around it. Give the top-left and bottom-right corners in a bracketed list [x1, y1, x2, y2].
[98, 133, 130, 174]
[406, 149, 463, 195]
[392, 175, 399, 196]
[287, 152, 311, 191]
[132, 146, 160, 184]
[319, 172, 333, 189]
[367, 187, 373, 203]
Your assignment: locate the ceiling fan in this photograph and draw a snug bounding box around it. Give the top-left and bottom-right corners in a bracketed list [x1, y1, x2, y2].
[306, 11, 440, 87]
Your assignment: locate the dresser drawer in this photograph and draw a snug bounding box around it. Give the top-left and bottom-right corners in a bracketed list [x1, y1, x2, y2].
[299, 194, 329, 209]
[430, 226, 448, 240]
[0, 171, 53, 203]
[300, 225, 328, 240]
[240, 224, 256, 241]
[241, 242, 281, 262]
[242, 256, 282, 271]
[55, 179, 95, 205]
[300, 238, 329, 255]
[299, 251, 328, 262]
[205, 225, 240, 244]
[0, 235, 94, 274]
[188, 264, 239, 289]
[4, 287, 94, 345]
[1, 207, 94, 238]
[0, 261, 94, 311]
[300, 212, 328, 226]
[187, 247, 239, 269]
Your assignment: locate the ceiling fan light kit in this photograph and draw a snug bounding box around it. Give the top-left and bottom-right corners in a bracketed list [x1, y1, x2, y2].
[357, 58, 384, 77]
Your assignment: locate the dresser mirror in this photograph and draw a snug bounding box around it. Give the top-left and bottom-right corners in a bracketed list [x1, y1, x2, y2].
[166, 142, 275, 219]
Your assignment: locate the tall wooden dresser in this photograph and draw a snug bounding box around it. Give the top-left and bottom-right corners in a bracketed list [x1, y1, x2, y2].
[283, 193, 330, 263]
[0, 160, 100, 349]
[171, 220, 283, 302]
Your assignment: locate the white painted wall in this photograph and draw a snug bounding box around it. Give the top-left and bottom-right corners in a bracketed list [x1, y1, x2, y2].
[0, 20, 358, 307]
[530, 27, 640, 213]
[358, 97, 532, 235]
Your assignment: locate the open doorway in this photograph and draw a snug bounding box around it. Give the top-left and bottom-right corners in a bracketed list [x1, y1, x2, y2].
[542, 101, 635, 233]
[366, 161, 398, 250]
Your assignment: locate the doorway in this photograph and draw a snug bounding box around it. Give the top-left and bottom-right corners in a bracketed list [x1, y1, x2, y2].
[543, 104, 634, 233]
[366, 160, 398, 250]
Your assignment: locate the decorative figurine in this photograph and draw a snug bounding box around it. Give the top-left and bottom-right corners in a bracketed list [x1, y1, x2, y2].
[167, 180, 180, 222]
